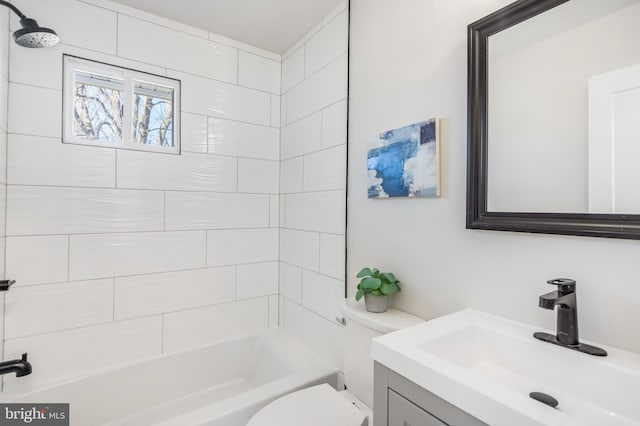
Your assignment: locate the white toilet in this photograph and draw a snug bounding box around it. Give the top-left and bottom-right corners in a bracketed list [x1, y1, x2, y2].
[248, 299, 423, 426]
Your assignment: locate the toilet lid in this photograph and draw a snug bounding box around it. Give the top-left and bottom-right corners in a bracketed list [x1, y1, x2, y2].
[248, 384, 367, 426]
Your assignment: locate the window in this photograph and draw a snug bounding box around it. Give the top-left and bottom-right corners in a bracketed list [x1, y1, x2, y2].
[63, 55, 181, 154]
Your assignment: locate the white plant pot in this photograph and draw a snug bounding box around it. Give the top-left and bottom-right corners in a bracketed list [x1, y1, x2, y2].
[364, 294, 389, 313]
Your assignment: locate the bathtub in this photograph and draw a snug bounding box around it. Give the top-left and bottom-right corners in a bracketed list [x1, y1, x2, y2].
[4, 330, 337, 426]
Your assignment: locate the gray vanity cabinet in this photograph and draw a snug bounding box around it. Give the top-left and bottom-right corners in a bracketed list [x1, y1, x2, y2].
[374, 362, 488, 426]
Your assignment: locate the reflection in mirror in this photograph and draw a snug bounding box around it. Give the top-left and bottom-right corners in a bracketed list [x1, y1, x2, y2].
[487, 0, 640, 213]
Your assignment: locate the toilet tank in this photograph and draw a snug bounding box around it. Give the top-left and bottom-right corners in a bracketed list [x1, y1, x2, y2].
[338, 299, 423, 408]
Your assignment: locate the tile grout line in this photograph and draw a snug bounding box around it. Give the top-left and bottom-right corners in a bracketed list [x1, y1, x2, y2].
[5, 294, 273, 342]
[11, 262, 280, 290]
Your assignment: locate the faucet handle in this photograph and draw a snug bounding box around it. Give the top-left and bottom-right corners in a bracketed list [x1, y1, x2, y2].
[547, 278, 576, 292]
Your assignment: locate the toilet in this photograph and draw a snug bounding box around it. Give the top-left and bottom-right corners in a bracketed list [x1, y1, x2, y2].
[248, 298, 423, 426]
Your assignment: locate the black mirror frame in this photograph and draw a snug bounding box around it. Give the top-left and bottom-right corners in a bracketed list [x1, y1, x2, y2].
[466, 0, 640, 240]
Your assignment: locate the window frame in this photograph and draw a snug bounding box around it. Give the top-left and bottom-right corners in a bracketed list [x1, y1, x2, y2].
[63, 55, 181, 155]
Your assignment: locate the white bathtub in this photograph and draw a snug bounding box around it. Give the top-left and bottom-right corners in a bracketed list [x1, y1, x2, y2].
[5, 330, 337, 426]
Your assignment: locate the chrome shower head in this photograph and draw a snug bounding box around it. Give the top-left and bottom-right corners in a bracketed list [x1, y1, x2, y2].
[13, 18, 59, 48]
[0, 1, 59, 48]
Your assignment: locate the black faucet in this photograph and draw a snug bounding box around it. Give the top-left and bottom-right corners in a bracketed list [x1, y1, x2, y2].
[0, 353, 33, 377]
[534, 279, 607, 356]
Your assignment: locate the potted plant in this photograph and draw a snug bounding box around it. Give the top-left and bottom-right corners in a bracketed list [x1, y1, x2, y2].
[354, 267, 401, 313]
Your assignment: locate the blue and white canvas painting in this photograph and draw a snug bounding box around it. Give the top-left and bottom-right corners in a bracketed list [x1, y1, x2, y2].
[367, 118, 440, 198]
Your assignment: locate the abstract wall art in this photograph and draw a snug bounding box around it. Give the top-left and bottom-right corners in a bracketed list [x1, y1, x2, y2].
[367, 118, 440, 198]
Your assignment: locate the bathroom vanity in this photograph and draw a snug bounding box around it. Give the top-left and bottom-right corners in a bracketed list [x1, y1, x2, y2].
[373, 362, 486, 426]
[370, 309, 640, 426]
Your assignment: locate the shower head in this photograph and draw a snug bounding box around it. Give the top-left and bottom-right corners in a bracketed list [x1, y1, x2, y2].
[0, 0, 59, 48]
[13, 18, 59, 48]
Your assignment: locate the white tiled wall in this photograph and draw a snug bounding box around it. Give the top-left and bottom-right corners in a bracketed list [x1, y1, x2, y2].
[279, 2, 349, 370]
[2, 0, 281, 392]
[0, 7, 9, 368]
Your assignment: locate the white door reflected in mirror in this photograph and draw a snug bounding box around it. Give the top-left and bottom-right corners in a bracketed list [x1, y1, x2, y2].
[486, 0, 640, 213]
[589, 64, 640, 214]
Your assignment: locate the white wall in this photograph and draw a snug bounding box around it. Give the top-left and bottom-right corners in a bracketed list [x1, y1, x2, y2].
[3, 0, 281, 393]
[348, 0, 640, 355]
[279, 2, 349, 370]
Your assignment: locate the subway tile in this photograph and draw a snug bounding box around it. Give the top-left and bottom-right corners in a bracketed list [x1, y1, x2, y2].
[281, 112, 322, 160]
[5, 279, 114, 339]
[237, 262, 278, 300]
[8, 135, 116, 188]
[238, 51, 281, 94]
[278, 296, 286, 328]
[171, 70, 271, 126]
[0, 238, 4, 281]
[319, 234, 346, 280]
[92, 0, 210, 39]
[279, 196, 286, 227]
[3, 317, 162, 393]
[0, 135, 5, 184]
[10, 0, 117, 54]
[270, 95, 281, 128]
[10, 43, 166, 91]
[284, 191, 346, 234]
[118, 15, 237, 84]
[117, 150, 237, 192]
[0, 78, 6, 132]
[0, 132, 5, 182]
[207, 228, 278, 267]
[280, 229, 319, 271]
[283, 22, 322, 61]
[280, 262, 302, 303]
[163, 298, 268, 353]
[69, 231, 206, 281]
[280, 157, 304, 194]
[181, 113, 208, 154]
[280, 94, 287, 127]
[283, 299, 343, 370]
[165, 192, 269, 231]
[6, 236, 68, 286]
[6, 186, 164, 236]
[238, 159, 279, 194]
[269, 295, 279, 328]
[269, 195, 279, 228]
[209, 33, 280, 61]
[8, 84, 61, 138]
[282, 47, 305, 92]
[0, 184, 5, 237]
[0, 8, 7, 78]
[303, 145, 347, 192]
[114, 267, 236, 320]
[286, 55, 347, 124]
[208, 118, 279, 161]
[10, 45, 66, 90]
[305, 10, 348, 77]
[302, 270, 344, 322]
[322, 0, 348, 26]
[322, 99, 348, 149]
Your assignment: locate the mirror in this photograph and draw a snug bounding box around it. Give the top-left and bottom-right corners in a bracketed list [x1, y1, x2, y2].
[467, 0, 640, 239]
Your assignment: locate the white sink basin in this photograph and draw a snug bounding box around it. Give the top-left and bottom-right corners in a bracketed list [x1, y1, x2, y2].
[371, 309, 640, 426]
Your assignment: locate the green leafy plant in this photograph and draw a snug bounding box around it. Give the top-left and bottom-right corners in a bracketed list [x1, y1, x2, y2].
[355, 267, 401, 301]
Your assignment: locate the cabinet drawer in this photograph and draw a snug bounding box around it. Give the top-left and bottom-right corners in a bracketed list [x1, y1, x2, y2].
[388, 389, 447, 426]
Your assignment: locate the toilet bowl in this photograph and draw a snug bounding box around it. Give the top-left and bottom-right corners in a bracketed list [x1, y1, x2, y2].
[248, 299, 423, 426]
